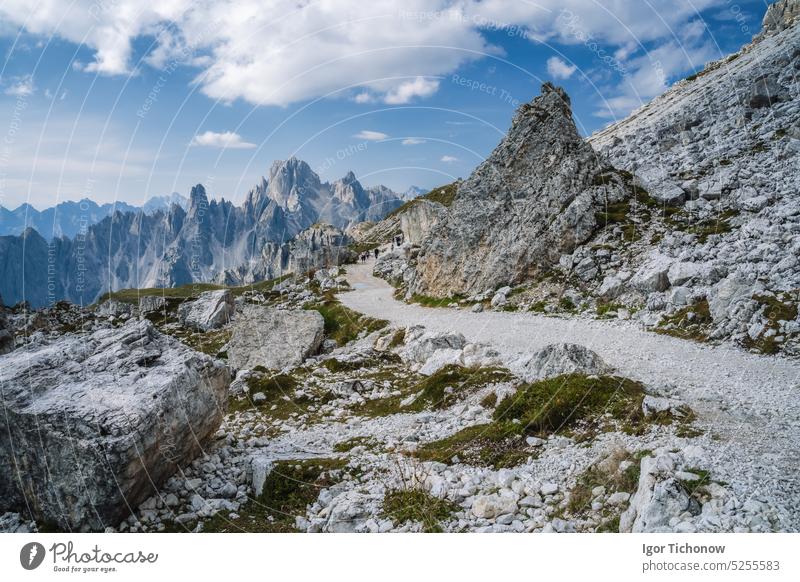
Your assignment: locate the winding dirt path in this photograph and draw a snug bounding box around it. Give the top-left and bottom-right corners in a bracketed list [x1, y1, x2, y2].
[340, 260, 800, 529]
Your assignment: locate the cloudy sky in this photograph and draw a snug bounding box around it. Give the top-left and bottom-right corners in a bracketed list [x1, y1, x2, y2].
[0, 0, 769, 208]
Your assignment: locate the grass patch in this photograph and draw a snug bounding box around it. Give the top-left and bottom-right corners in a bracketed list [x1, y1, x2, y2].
[655, 298, 712, 342]
[567, 452, 645, 516]
[322, 352, 401, 373]
[333, 436, 379, 453]
[408, 365, 514, 411]
[383, 181, 459, 221]
[682, 209, 739, 242]
[199, 459, 347, 532]
[596, 300, 626, 318]
[409, 293, 465, 308]
[743, 292, 799, 354]
[388, 328, 406, 347]
[306, 294, 388, 345]
[480, 392, 498, 408]
[416, 374, 648, 468]
[382, 489, 459, 533]
[495, 374, 646, 436]
[415, 423, 533, 468]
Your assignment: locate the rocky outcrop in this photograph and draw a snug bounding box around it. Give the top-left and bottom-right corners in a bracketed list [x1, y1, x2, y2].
[587, 13, 800, 352]
[400, 200, 445, 245]
[409, 83, 625, 297]
[220, 223, 352, 286]
[227, 305, 325, 371]
[0, 319, 230, 530]
[762, 0, 800, 35]
[178, 289, 234, 331]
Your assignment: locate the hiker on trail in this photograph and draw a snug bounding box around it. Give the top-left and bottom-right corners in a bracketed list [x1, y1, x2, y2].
[373, 247, 379, 259]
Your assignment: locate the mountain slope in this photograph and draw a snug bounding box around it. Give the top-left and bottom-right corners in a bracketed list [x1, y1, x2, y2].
[0, 195, 188, 239]
[0, 160, 402, 307]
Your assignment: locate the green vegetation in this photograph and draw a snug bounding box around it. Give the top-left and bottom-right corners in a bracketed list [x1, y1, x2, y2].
[198, 459, 347, 532]
[743, 292, 799, 354]
[596, 300, 626, 318]
[416, 374, 649, 468]
[382, 489, 460, 532]
[306, 293, 388, 345]
[656, 298, 713, 342]
[409, 293, 465, 308]
[495, 374, 646, 435]
[172, 328, 231, 358]
[480, 392, 498, 408]
[529, 300, 547, 313]
[407, 365, 514, 411]
[414, 422, 532, 468]
[322, 352, 401, 373]
[681, 209, 739, 243]
[353, 365, 513, 418]
[388, 328, 406, 348]
[567, 450, 646, 516]
[422, 182, 458, 207]
[334, 436, 379, 453]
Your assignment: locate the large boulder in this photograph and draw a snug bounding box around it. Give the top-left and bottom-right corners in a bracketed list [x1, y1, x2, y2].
[512, 343, 610, 382]
[630, 253, 672, 292]
[0, 319, 230, 530]
[178, 289, 235, 331]
[227, 305, 324, 371]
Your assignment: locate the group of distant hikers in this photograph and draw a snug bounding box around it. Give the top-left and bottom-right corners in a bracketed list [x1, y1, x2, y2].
[357, 234, 404, 263]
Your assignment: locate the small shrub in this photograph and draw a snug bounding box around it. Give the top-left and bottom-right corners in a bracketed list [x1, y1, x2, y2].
[382, 489, 459, 532]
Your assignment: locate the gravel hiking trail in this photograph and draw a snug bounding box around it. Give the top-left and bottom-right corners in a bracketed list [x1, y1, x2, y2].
[340, 260, 800, 528]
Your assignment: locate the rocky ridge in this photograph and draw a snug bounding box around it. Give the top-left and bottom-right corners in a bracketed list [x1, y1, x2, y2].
[0, 159, 401, 308]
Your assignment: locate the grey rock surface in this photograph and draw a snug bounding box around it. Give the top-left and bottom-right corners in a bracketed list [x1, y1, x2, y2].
[227, 305, 324, 371]
[0, 319, 230, 530]
[410, 82, 626, 297]
[178, 289, 234, 331]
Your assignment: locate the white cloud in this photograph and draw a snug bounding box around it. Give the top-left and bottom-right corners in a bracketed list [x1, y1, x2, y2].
[0, 0, 727, 118]
[440, 155, 459, 163]
[353, 130, 389, 141]
[190, 130, 256, 149]
[402, 138, 426, 145]
[546, 56, 577, 80]
[4, 74, 34, 97]
[353, 92, 374, 104]
[383, 77, 440, 104]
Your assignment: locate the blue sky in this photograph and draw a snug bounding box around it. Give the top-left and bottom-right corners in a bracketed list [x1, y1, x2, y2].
[0, 0, 770, 209]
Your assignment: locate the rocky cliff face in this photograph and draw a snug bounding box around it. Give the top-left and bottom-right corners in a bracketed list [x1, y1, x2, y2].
[409, 83, 626, 297]
[585, 6, 800, 353]
[0, 160, 400, 307]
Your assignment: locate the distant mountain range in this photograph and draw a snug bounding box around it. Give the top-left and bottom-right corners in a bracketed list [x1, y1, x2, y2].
[0, 158, 409, 307]
[0, 194, 188, 239]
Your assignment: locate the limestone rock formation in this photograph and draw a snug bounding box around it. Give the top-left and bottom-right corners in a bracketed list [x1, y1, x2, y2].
[0, 319, 230, 530]
[410, 83, 624, 297]
[178, 289, 235, 331]
[227, 305, 325, 371]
